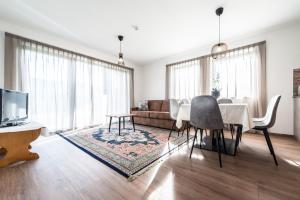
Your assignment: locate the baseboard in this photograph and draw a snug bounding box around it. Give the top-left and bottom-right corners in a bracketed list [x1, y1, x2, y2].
[246, 130, 295, 138]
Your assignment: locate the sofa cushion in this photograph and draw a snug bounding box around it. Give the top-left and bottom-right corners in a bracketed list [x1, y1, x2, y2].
[131, 111, 150, 118]
[148, 100, 163, 111]
[161, 100, 169, 112]
[149, 111, 171, 120]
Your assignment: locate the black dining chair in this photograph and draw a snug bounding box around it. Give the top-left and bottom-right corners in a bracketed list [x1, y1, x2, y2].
[189, 96, 226, 167]
[217, 98, 234, 139]
[253, 95, 281, 166]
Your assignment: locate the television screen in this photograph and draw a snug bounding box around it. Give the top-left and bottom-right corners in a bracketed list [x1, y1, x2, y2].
[0, 89, 28, 125]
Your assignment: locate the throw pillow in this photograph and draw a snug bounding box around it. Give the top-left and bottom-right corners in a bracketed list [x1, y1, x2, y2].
[138, 100, 148, 111]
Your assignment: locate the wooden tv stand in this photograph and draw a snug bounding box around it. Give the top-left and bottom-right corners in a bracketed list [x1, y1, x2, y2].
[0, 122, 44, 168]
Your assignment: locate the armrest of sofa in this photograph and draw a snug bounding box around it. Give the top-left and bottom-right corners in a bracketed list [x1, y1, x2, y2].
[130, 107, 139, 112]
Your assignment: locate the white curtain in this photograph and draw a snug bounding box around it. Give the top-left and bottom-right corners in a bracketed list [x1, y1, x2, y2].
[167, 60, 201, 99]
[165, 42, 266, 117]
[210, 46, 264, 117]
[5, 35, 132, 132]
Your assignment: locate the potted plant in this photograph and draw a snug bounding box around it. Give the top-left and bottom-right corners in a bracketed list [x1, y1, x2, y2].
[211, 88, 221, 99]
[211, 72, 221, 99]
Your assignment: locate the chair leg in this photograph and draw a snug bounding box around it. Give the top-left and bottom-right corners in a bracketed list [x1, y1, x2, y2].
[239, 130, 243, 142]
[182, 121, 187, 136]
[190, 128, 198, 158]
[199, 129, 203, 148]
[211, 130, 215, 150]
[168, 120, 176, 140]
[262, 128, 278, 166]
[216, 130, 222, 168]
[187, 122, 190, 142]
[230, 124, 234, 139]
[221, 130, 227, 154]
[233, 125, 242, 156]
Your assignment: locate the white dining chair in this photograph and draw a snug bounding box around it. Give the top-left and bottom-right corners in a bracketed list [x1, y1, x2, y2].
[253, 95, 281, 166]
[168, 99, 180, 140]
[182, 98, 190, 104]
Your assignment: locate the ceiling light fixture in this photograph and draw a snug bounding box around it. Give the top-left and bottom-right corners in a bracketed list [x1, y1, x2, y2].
[117, 35, 125, 65]
[211, 7, 228, 59]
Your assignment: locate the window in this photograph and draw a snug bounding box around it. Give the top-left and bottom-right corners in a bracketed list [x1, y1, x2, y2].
[210, 46, 260, 99]
[167, 60, 201, 99]
[166, 42, 266, 117]
[5, 34, 133, 131]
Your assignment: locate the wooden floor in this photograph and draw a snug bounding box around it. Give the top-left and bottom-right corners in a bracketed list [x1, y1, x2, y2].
[1, 131, 300, 200]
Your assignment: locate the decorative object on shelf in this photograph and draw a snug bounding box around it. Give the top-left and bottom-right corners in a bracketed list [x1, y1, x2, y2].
[293, 68, 300, 97]
[211, 7, 228, 59]
[117, 35, 125, 65]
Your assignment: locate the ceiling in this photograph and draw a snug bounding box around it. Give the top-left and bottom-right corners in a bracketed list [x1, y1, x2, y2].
[1, 0, 300, 66]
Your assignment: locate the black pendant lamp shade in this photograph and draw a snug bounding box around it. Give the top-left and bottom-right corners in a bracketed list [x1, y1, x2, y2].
[117, 35, 125, 65]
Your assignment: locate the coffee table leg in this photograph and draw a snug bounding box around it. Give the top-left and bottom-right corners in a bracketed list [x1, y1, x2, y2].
[131, 116, 135, 132]
[123, 117, 125, 129]
[119, 117, 121, 136]
[108, 117, 112, 132]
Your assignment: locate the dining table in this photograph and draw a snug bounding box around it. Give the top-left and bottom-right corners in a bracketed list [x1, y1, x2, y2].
[176, 103, 253, 156]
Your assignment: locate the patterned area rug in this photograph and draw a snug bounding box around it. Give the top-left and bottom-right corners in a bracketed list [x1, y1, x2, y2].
[58, 123, 191, 180]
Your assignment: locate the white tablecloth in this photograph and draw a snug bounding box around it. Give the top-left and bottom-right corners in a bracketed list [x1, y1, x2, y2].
[176, 103, 253, 132]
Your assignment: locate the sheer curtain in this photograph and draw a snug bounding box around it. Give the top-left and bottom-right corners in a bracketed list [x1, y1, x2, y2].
[210, 44, 266, 117]
[5, 34, 133, 132]
[165, 42, 266, 117]
[166, 60, 201, 99]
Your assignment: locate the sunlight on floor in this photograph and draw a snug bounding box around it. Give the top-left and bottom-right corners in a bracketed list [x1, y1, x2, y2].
[145, 143, 180, 188]
[33, 135, 62, 145]
[190, 153, 204, 160]
[146, 160, 165, 188]
[284, 159, 300, 167]
[147, 172, 174, 200]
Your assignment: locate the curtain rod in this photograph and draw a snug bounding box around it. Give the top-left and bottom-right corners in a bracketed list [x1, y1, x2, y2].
[5, 32, 134, 71]
[166, 40, 266, 67]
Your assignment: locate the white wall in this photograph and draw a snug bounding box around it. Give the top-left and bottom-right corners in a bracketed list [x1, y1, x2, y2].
[141, 20, 300, 135]
[0, 20, 144, 105]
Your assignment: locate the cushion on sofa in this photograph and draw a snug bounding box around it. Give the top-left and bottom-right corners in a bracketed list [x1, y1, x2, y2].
[131, 111, 150, 118]
[148, 100, 163, 111]
[161, 100, 169, 112]
[149, 111, 171, 120]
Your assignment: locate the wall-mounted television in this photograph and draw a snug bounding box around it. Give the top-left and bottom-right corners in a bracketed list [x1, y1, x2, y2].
[0, 88, 28, 126]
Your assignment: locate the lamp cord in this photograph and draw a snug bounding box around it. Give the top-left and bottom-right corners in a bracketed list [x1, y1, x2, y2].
[219, 15, 221, 44]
